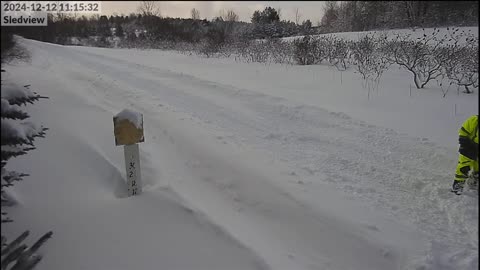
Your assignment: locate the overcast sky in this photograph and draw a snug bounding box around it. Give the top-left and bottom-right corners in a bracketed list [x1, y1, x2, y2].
[101, 1, 326, 25]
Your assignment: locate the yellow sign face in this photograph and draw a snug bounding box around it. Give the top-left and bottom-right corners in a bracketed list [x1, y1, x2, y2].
[113, 117, 144, 146]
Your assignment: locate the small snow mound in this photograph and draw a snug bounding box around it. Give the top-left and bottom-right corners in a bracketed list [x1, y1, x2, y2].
[115, 109, 143, 129]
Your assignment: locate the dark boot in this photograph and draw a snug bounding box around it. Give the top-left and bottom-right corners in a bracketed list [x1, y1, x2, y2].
[451, 180, 465, 195]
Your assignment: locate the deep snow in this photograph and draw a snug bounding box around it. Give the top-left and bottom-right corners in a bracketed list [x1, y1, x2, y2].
[1, 29, 478, 270]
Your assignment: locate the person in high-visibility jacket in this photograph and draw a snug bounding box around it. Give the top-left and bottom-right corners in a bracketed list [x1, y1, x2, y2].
[451, 114, 478, 194]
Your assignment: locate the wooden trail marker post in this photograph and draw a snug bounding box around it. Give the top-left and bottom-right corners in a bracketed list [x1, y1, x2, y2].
[113, 109, 145, 197]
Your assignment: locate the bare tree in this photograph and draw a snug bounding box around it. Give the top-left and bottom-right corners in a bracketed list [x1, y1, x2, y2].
[386, 29, 447, 89]
[219, 9, 239, 22]
[439, 28, 479, 94]
[321, 1, 338, 29]
[351, 33, 390, 97]
[330, 37, 352, 71]
[137, 1, 160, 17]
[191, 8, 200, 20]
[293, 35, 330, 65]
[225, 9, 239, 22]
[295, 8, 302, 25]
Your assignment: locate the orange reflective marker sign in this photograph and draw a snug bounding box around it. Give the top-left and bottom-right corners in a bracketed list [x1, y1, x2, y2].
[113, 109, 144, 197]
[113, 116, 144, 146]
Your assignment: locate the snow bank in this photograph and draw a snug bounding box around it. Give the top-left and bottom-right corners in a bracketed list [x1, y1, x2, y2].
[2, 31, 478, 270]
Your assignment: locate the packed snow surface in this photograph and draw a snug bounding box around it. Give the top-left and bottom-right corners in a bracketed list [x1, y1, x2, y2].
[2, 28, 478, 270]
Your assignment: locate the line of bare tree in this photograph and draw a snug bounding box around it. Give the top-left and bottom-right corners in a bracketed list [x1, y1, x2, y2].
[191, 27, 478, 95]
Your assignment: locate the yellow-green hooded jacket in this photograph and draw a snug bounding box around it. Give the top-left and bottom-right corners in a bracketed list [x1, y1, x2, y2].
[455, 115, 479, 181]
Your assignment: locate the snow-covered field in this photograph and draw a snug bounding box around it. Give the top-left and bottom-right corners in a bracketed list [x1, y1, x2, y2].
[2, 30, 478, 270]
[282, 26, 479, 44]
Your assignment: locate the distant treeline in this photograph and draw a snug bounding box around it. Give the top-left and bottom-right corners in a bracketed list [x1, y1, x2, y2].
[321, 1, 478, 32]
[3, 1, 477, 46]
[5, 9, 312, 46]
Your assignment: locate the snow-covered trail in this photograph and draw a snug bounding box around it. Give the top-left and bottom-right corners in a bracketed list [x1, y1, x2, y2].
[4, 38, 478, 270]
